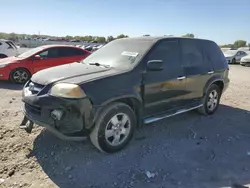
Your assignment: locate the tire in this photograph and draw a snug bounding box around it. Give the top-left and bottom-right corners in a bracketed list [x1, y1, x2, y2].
[10, 68, 31, 84]
[231, 58, 236, 64]
[90, 102, 136, 153]
[198, 84, 221, 115]
[0, 54, 7, 59]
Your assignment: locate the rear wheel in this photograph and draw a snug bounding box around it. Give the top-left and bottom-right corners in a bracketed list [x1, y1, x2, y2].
[10, 68, 31, 84]
[198, 84, 221, 115]
[90, 102, 136, 153]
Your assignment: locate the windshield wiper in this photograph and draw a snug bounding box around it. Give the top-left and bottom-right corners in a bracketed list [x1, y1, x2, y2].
[88, 62, 110, 68]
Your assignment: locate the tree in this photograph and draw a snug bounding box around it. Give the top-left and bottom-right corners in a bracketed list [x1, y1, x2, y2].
[116, 34, 129, 39]
[233, 40, 247, 48]
[182, 33, 195, 38]
[107, 36, 114, 42]
[248, 43, 250, 47]
[8, 32, 18, 41]
[96, 36, 106, 43]
[65, 35, 73, 40]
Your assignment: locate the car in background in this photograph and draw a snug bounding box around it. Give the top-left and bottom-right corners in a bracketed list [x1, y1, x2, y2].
[238, 47, 250, 51]
[240, 54, 250, 66]
[0, 39, 19, 58]
[0, 45, 91, 84]
[223, 50, 248, 64]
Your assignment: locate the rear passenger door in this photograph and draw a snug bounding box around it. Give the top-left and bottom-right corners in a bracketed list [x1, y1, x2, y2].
[181, 39, 214, 104]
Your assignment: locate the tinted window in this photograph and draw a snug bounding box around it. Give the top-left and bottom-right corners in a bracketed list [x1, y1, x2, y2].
[59, 47, 85, 57]
[0, 42, 2, 46]
[181, 39, 211, 75]
[147, 40, 180, 69]
[38, 48, 59, 59]
[202, 40, 227, 71]
[181, 39, 203, 67]
[146, 40, 182, 79]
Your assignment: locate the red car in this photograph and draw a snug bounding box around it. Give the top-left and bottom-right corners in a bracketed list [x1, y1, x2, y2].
[0, 45, 91, 84]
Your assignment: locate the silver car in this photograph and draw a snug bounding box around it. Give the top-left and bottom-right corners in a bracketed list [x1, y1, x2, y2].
[223, 50, 248, 64]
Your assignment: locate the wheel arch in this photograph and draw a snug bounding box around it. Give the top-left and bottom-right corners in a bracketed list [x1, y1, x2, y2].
[92, 95, 143, 129]
[9, 67, 32, 80]
[203, 76, 224, 96]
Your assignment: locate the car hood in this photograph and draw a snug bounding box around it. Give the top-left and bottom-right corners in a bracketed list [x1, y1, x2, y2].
[224, 54, 234, 58]
[31, 62, 118, 85]
[0, 56, 24, 64]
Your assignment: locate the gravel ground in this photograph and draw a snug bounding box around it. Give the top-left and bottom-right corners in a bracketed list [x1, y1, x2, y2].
[0, 65, 250, 188]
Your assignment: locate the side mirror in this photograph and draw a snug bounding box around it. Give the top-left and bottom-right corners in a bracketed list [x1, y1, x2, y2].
[146, 60, 164, 71]
[34, 55, 41, 60]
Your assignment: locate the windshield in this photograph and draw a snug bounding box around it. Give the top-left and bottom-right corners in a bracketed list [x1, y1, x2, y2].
[224, 50, 237, 55]
[82, 38, 154, 69]
[17, 47, 44, 58]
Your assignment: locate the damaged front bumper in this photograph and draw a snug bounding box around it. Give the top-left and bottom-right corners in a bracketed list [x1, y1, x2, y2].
[20, 84, 96, 141]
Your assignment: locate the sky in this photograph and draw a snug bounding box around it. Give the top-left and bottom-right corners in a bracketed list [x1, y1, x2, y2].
[1, 0, 250, 44]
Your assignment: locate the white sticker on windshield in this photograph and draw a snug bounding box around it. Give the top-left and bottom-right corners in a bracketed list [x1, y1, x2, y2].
[121, 51, 139, 57]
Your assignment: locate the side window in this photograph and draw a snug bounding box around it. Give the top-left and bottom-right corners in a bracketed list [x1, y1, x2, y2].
[202, 40, 227, 70]
[75, 49, 85, 55]
[181, 39, 210, 75]
[38, 48, 59, 59]
[58, 47, 84, 57]
[147, 40, 180, 69]
[38, 50, 49, 58]
[240, 51, 247, 56]
[0, 42, 2, 46]
[146, 40, 181, 78]
[181, 39, 203, 67]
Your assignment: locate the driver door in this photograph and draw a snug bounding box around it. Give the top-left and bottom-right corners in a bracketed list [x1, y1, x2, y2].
[32, 47, 59, 73]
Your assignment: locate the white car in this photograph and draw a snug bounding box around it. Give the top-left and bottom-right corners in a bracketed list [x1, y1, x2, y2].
[240, 54, 250, 66]
[0, 39, 19, 58]
[223, 50, 248, 64]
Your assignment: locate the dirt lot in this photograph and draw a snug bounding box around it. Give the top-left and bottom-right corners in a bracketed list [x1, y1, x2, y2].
[0, 65, 250, 188]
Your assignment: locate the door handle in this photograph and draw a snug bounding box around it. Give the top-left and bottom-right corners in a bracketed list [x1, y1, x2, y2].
[177, 76, 186, 80]
[208, 71, 214, 74]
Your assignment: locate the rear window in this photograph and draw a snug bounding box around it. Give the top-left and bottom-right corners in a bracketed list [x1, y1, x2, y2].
[59, 47, 85, 57]
[180, 39, 211, 75]
[202, 40, 227, 71]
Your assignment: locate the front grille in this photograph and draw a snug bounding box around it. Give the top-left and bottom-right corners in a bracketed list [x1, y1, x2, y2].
[27, 82, 45, 95]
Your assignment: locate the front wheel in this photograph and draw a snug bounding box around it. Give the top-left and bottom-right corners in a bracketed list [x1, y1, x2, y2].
[198, 84, 221, 115]
[10, 68, 31, 84]
[90, 102, 136, 153]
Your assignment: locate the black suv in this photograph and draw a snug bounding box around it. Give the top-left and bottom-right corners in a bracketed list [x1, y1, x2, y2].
[20, 37, 229, 153]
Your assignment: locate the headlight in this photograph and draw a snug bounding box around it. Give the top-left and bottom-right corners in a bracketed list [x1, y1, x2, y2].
[49, 83, 86, 99]
[0, 62, 11, 68]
